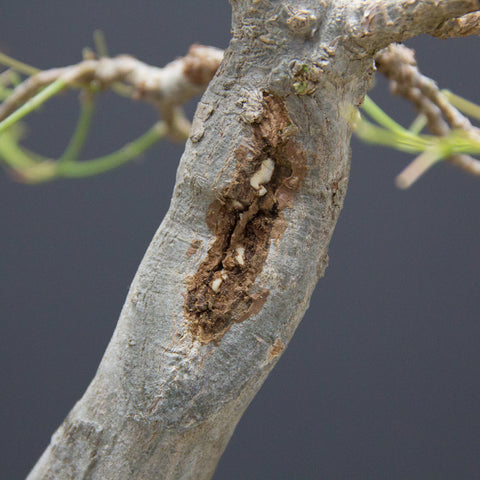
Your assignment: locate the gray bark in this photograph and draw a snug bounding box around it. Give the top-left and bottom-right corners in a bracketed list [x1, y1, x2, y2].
[26, 1, 480, 479]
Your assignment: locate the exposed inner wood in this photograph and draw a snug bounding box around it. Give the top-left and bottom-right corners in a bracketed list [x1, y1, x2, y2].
[184, 93, 307, 343]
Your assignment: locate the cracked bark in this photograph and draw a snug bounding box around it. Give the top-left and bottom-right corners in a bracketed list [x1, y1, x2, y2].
[26, 1, 480, 479]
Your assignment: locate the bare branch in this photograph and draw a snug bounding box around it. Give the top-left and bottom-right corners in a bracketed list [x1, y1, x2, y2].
[0, 44, 223, 131]
[375, 43, 480, 179]
[349, 0, 480, 51]
[0, 45, 223, 181]
[432, 11, 480, 38]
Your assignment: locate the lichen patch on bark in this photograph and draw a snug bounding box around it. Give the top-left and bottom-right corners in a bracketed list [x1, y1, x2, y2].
[184, 93, 307, 344]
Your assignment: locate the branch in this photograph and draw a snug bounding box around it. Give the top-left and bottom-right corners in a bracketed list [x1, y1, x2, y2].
[432, 11, 480, 38]
[0, 44, 223, 134]
[375, 43, 480, 186]
[0, 45, 223, 181]
[348, 0, 480, 51]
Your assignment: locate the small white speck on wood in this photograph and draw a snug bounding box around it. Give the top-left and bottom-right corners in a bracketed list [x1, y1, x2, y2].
[250, 157, 275, 191]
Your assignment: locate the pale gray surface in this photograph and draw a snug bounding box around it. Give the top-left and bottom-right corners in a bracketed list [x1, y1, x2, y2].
[1, 1, 480, 479]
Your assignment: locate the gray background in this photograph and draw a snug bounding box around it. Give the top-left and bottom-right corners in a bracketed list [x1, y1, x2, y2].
[1, 2, 479, 479]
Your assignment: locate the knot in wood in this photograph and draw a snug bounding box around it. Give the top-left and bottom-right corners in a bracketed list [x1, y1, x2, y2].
[286, 8, 318, 37]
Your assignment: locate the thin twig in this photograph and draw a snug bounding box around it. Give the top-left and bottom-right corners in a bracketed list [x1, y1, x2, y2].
[0, 122, 166, 183]
[395, 148, 443, 189]
[443, 90, 480, 122]
[0, 78, 68, 134]
[0, 51, 40, 76]
[56, 122, 166, 179]
[58, 92, 95, 164]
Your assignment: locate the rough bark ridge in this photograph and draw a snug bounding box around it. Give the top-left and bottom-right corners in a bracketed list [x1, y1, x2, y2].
[27, 1, 480, 479]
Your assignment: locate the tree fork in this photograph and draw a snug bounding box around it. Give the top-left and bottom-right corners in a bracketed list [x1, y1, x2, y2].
[26, 1, 480, 479]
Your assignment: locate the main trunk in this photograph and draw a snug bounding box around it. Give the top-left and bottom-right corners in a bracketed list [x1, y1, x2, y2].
[27, 1, 376, 479]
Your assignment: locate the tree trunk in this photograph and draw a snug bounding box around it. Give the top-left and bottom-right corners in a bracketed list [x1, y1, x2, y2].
[26, 1, 480, 479]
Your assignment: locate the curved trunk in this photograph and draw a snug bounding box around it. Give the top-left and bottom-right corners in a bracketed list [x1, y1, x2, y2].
[27, 0, 479, 479]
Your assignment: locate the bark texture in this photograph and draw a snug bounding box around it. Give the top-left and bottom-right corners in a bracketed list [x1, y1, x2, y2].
[27, 0, 479, 479]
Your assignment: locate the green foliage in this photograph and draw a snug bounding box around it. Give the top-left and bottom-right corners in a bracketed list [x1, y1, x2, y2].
[355, 95, 480, 187]
[0, 47, 167, 183]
